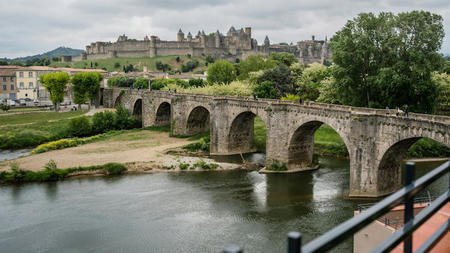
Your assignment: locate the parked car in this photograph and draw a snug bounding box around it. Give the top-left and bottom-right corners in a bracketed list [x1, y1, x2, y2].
[8, 100, 15, 106]
[19, 99, 26, 105]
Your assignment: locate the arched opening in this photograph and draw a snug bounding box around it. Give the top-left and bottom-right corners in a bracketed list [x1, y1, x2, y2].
[99, 88, 104, 106]
[114, 96, 121, 107]
[288, 121, 348, 170]
[377, 137, 450, 195]
[186, 106, 210, 135]
[155, 102, 171, 126]
[228, 111, 266, 154]
[132, 99, 142, 122]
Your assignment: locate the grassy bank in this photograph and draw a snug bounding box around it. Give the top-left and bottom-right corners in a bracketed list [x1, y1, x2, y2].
[0, 161, 127, 184]
[50, 56, 207, 73]
[0, 110, 87, 149]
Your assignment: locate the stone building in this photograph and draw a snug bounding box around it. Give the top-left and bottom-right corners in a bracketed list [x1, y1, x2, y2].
[0, 66, 19, 100]
[64, 27, 331, 64]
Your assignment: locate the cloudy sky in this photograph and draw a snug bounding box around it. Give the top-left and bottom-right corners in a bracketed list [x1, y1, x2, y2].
[1, 0, 449, 58]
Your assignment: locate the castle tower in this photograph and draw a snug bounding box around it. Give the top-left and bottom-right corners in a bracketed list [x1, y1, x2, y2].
[200, 31, 206, 47]
[187, 32, 192, 42]
[264, 35, 270, 47]
[149, 35, 157, 57]
[312, 35, 315, 41]
[177, 28, 184, 42]
[215, 30, 221, 48]
[245, 27, 251, 37]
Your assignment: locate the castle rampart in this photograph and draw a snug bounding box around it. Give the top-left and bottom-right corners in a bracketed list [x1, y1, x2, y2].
[70, 27, 331, 64]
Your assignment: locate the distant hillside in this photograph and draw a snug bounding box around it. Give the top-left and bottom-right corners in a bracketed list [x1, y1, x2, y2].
[7, 47, 85, 63]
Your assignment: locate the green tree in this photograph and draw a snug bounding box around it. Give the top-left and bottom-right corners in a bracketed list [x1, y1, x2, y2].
[236, 55, 276, 80]
[330, 11, 444, 112]
[256, 64, 295, 98]
[134, 77, 149, 89]
[296, 63, 330, 101]
[71, 72, 103, 110]
[317, 77, 340, 104]
[253, 81, 277, 99]
[39, 72, 70, 112]
[432, 72, 450, 115]
[206, 60, 236, 84]
[0, 59, 8, 65]
[268, 52, 298, 66]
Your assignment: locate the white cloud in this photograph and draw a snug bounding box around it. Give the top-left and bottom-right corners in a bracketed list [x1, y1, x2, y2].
[0, 0, 449, 58]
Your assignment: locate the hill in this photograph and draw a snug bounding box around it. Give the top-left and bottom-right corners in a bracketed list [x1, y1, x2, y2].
[7, 47, 85, 63]
[49, 55, 208, 73]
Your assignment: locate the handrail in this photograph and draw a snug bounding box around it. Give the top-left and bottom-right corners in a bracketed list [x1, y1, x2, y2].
[222, 161, 450, 253]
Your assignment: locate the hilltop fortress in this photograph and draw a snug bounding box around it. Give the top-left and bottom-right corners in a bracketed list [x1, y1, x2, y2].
[63, 27, 331, 64]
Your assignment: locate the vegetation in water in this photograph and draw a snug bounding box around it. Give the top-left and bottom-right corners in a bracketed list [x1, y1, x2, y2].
[267, 160, 287, 171]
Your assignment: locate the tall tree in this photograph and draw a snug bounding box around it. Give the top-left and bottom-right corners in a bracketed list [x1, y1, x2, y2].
[206, 60, 236, 84]
[39, 72, 70, 112]
[330, 11, 444, 113]
[71, 72, 104, 110]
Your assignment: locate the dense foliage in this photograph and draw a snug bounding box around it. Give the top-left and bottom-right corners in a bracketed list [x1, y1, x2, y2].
[206, 60, 236, 84]
[39, 72, 70, 111]
[329, 11, 444, 112]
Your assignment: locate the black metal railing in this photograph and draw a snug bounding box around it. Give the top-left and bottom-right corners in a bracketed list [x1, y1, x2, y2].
[223, 161, 450, 253]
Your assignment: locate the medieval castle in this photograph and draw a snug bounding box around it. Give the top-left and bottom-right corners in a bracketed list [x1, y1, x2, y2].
[62, 27, 331, 64]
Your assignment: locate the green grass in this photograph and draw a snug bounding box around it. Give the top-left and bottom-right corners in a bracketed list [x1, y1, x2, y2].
[252, 117, 267, 152]
[0, 110, 88, 149]
[49, 56, 207, 73]
[0, 107, 50, 114]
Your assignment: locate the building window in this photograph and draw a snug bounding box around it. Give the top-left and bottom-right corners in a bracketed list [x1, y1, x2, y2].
[10, 85, 14, 90]
[2, 85, 6, 91]
[28, 72, 33, 77]
[29, 82, 34, 89]
[2, 77, 6, 82]
[20, 82, 24, 88]
[19, 72, 23, 77]
[10, 77, 14, 81]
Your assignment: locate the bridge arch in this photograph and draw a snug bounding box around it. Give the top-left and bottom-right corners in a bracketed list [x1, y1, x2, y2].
[132, 98, 142, 122]
[186, 106, 210, 135]
[114, 96, 121, 107]
[376, 136, 450, 195]
[287, 120, 350, 170]
[155, 101, 171, 126]
[227, 111, 267, 154]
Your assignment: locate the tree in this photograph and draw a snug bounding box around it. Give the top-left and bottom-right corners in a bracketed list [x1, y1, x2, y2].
[71, 73, 88, 110]
[256, 64, 295, 98]
[206, 60, 236, 84]
[253, 81, 277, 99]
[39, 72, 70, 112]
[317, 77, 340, 104]
[134, 77, 149, 89]
[296, 63, 330, 101]
[432, 72, 450, 115]
[0, 59, 8, 65]
[71, 72, 104, 110]
[268, 52, 298, 66]
[330, 11, 444, 113]
[236, 55, 276, 80]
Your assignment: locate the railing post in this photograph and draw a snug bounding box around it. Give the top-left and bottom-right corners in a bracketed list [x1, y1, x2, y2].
[223, 245, 243, 253]
[288, 232, 302, 253]
[404, 162, 415, 253]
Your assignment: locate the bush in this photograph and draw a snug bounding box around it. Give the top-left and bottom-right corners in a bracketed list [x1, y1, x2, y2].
[182, 136, 210, 152]
[267, 160, 288, 171]
[104, 163, 127, 175]
[32, 135, 102, 154]
[281, 94, 300, 101]
[68, 116, 92, 137]
[192, 160, 218, 170]
[206, 60, 236, 84]
[0, 130, 49, 149]
[92, 111, 115, 134]
[253, 81, 277, 99]
[1, 104, 10, 112]
[114, 105, 134, 130]
[163, 80, 253, 97]
[134, 77, 149, 89]
[181, 60, 199, 72]
[188, 78, 204, 87]
[179, 163, 189, 170]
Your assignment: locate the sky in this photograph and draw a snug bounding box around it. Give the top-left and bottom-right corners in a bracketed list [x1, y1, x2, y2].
[0, 0, 449, 58]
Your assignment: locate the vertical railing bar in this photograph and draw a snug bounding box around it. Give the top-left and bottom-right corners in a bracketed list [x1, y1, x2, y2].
[288, 232, 301, 253]
[404, 162, 415, 253]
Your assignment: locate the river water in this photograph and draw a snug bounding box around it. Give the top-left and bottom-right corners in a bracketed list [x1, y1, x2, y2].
[0, 157, 447, 253]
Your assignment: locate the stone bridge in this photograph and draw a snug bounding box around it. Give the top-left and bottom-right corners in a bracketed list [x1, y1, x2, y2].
[103, 88, 450, 197]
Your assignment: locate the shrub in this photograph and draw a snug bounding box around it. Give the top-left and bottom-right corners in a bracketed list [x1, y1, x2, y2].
[10, 162, 26, 182]
[267, 160, 287, 171]
[92, 111, 115, 134]
[182, 136, 210, 152]
[134, 77, 149, 89]
[192, 160, 218, 170]
[1, 104, 10, 112]
[32, 135, 102, 154]
[281, 94, 300, 101]
[114, 105, 132, 129]
[68, 116, 92, 137]
[206, 60, 236, 84]
[104, 163, 127, 175]
[179, 163, 189, 170]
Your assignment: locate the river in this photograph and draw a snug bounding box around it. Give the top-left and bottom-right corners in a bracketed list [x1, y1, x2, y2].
[0, 157, 447, 253]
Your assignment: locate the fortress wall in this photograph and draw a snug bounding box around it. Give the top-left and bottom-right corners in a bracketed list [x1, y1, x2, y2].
[156, 41, 199, 48]
[86, 54, 110, 60]
[116, 50, 149, 58]
[156, 48, 193, 56]
[71, 55, 83, 62]
[112, 41, 149, 51]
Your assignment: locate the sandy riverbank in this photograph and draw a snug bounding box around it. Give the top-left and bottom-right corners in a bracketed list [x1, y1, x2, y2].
[0, 130, 241, 173]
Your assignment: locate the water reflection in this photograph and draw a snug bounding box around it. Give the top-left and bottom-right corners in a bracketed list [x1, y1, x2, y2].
[0, 158, 447, 253]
